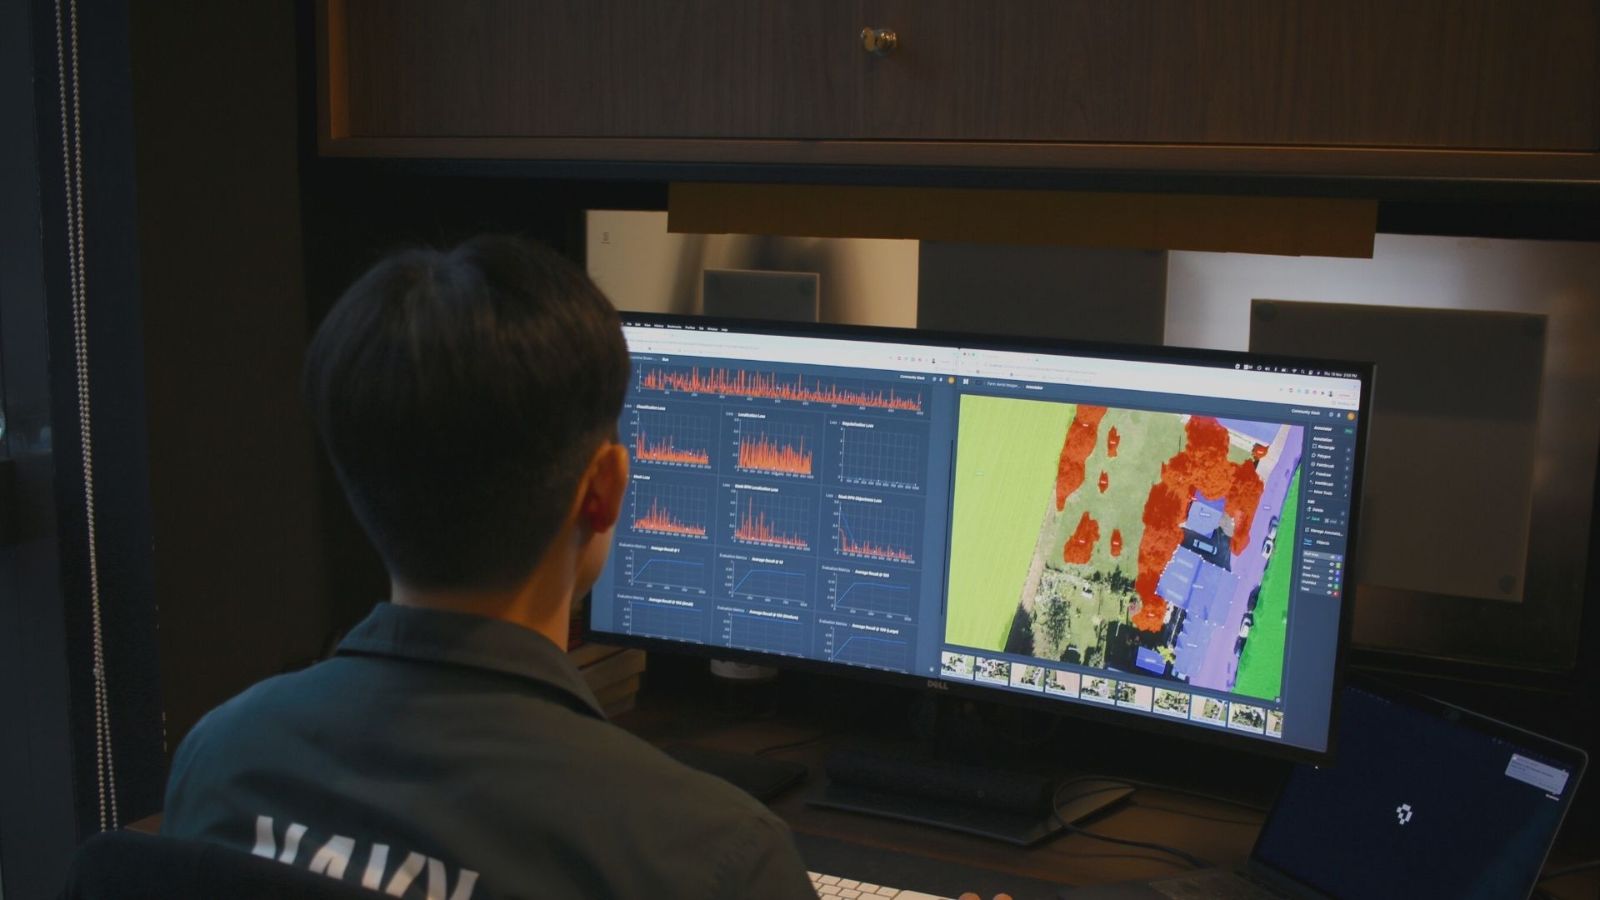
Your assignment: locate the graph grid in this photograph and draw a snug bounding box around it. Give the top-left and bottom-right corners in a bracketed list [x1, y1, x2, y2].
[835, 501, 917, 565]
[725, 559, 810, 608]
[624, 600, 705, 643]
[637, 364, 924, 413]
[734, 419, 817, 479]
[731, 490, 813, 551]
[623, 547, 708, 595]
[836, 423, 924, 491]
[828, 572, 913, 620]
[631, 408, 715, 469]
[824, 625, 911, 672]
[720, 610, 808, 657]
[630, 481, 712, 540]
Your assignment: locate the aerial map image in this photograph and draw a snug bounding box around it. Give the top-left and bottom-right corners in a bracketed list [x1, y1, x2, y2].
[944, 395, 1303, 701]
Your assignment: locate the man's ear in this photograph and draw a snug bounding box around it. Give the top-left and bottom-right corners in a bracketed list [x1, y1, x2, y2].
[579, 441, 629, 535]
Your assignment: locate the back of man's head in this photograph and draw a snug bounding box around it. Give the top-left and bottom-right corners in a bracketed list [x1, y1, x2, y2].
[304, 235, 628, 591]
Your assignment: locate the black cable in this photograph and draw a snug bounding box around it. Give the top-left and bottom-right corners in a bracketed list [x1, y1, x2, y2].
[751, 729, 842, 757]
[1126, 800, 1261, 827]
[1539, 858, 1600, 882]
[1101, 776, 1270, 813]
[1050, 779, 1213, 870]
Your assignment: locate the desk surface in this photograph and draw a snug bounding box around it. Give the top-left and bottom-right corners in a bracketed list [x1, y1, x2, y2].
[616, 673, 1600, 900]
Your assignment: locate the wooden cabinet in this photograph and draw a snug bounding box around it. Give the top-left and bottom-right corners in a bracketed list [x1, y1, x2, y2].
[319, 0, 1600, 182]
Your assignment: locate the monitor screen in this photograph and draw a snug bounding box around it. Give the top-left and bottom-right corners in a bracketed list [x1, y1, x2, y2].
[589, 314, 1369, 757]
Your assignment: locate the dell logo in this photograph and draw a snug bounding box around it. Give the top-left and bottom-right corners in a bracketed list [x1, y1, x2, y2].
[1395, 803, 1413, 825]
[926, 679, 949, 691]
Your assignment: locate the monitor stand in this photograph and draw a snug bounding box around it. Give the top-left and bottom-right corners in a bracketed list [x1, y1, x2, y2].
[809, 746, 1132, 846]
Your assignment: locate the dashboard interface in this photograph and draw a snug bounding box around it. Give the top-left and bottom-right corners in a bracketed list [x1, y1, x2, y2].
[590, 317, 1367, 754]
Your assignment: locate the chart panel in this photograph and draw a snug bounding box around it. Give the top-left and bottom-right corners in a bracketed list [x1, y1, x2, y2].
[726, 408, 820, 481]
[717, 605, 809, 658]
[636, 362, 926, 414]
[822, 564, 915, 622]
[830, 491, 922, 566]
[722, 552, 812, 609]
[616, 540, 711, 597]
[727, 482, 816, 552]
[817, 617, 914, 673]
[626, 472, 715, 541]
[829, 416, 929, 493]
[629, 401, 717, 471]
[621, 596, 707, 644]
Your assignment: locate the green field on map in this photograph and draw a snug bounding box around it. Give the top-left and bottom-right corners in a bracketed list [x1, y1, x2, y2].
[1235, 467, 1299, 700]
[944, 395, 1073, 649]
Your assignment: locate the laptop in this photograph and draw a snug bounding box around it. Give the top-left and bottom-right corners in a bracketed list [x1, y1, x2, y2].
[1064, 680, 1588, 899]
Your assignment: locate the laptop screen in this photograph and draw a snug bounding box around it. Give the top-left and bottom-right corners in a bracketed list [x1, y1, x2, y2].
[1253, 684, 1585, 899]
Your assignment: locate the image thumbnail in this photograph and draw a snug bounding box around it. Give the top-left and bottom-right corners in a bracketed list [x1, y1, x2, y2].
[1229, 702, 1267, 734]
[1153, 688, 1191, 719]
[1192, 696, 1227, 726]
[1266, 709, 1285, 739]
[1043, 669, 1080, 697]
[1081, 676, 1114, 704]
[1115, 681, 1153, 711]
[1011, 665, 1046, 691]
[974, 657, 1011, 686]
[940, 651, 974, 679]
[944, 395, 1302, 701]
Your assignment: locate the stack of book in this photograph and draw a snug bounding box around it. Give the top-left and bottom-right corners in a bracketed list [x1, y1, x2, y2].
[567, 637, 646, 718]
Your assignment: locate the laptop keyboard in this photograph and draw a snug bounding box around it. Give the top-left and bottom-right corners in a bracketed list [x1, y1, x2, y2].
[809, 871, 952, 899]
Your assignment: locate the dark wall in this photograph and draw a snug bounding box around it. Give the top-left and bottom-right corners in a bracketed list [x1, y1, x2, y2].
[129, 1, 327, 752]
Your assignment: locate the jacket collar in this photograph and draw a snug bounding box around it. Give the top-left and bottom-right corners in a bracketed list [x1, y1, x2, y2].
[336, 602, 606, 720]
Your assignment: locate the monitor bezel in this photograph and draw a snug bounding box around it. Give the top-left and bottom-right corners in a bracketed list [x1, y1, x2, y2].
[592, 310, 1375, 764]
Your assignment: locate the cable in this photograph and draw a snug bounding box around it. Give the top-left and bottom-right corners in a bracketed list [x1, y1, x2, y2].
[1100, 776, 1270, 814]
[752, 729, 843, 757]
[1125, 800, 1261, 827]
[1539, 859, 1600, 882]
[1050, 779, 1212, 870]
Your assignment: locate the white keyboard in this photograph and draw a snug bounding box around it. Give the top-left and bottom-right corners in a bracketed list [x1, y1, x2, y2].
[809, 870, 952, 900]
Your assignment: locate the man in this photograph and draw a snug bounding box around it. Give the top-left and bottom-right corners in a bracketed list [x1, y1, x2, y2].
[161, 236, 816, 900]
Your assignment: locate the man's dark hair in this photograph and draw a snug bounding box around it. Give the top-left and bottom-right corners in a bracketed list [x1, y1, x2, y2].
[304, 235, 629, 590]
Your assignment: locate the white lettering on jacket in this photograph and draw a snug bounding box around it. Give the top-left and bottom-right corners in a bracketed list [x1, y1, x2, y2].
[251, 815, 478, 900]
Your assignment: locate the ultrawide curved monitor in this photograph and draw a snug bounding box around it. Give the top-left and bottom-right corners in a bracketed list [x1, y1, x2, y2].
[589, 313, 1371, 759]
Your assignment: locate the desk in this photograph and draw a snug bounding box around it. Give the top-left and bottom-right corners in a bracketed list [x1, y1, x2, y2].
[617, 669, 1600, 900]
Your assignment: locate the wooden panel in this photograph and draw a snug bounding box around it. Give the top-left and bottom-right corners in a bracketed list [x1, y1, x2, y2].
[668, 183, 1377, 257]
[341, 0, 862, 139]
[857, 0, 1600, 149]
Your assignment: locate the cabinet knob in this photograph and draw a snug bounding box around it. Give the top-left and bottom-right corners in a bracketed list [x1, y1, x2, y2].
[861, 26, 899, 56]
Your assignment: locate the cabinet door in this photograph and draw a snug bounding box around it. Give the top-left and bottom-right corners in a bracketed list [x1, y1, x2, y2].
[341, 0, 863, 139]
[858, 0, 1599, 150]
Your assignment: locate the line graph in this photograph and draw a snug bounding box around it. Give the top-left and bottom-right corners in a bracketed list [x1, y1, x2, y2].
[733, 417, 817, 479]
[622, 545, 709, 596]
[821, 623, 912, 672]
[833, 499, 918, 565]
[719, 609, 808, 657]
[724, 558, 810, 608]
[630, 406, 714, 469]
[622, 598, 706, 643]
[827, 570, 914, 620]
[731, 490, 812, 552]
[628, 478, 712, 540]
[638, 364, 923, 413]
[834, 419, 927, 492]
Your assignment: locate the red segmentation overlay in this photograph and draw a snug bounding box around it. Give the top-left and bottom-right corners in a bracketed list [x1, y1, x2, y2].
[736, 432, 813, 476]
[633, 427, 710, 466]
[1063, 511, 1101, 564]
[1098, 471, 1109, 493]
[1107, 427, 1121, 458]
[1110, 528, 1124, 557]
[1130, 416, 1265, 632]
[838, 524, 915, 564]
[633, 498, 706, 538]
[1055, 405, 1107, 511]
[641, 366, 922, 412]
[733, 499, 809, 551]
